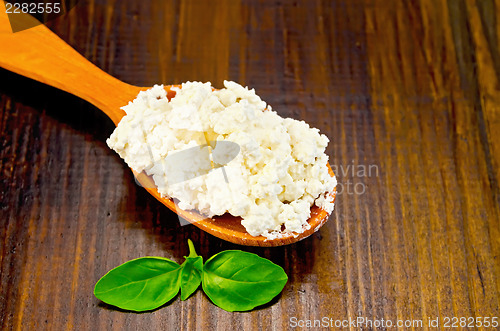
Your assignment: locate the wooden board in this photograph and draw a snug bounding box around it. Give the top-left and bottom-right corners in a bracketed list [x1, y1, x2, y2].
[0, 0, 499, 329]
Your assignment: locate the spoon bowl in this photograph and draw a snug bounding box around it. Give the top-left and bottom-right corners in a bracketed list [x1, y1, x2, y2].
[0, 8, 336, 246]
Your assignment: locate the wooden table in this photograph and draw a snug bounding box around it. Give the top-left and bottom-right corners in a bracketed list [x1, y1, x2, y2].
[1, 0, 499, 330]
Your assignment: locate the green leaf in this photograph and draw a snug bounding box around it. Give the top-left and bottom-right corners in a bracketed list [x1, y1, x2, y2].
[202, 250, 288, 312]
[94, 257, 181, 311]
[180, 240, 203, 300]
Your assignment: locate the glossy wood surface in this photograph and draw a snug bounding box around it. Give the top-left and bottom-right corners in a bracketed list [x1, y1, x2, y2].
[1, 0, 499, 330]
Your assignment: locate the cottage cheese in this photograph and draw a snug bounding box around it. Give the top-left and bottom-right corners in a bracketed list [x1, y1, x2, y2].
[107, 81, 337, 239]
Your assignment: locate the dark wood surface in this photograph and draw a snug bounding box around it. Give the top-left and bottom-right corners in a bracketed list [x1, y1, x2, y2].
[1, 0, 499, 330]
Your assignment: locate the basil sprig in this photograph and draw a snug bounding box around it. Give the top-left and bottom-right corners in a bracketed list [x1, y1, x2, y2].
[94, 240, 288, 312]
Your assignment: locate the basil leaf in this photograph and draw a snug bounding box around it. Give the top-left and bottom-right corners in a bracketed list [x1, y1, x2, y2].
[180, 240, 203, 300]
[202, 250, 288, 312]
[94, 257, 181, 311]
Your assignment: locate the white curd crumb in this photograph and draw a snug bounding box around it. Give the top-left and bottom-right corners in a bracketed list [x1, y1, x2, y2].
[107, 81, 336, 238]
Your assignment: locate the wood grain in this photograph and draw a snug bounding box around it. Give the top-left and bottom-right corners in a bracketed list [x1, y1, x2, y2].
[0, 0, 499, 330]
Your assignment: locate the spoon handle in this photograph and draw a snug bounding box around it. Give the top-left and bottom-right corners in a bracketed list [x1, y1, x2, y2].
[0, 6, 139, 124]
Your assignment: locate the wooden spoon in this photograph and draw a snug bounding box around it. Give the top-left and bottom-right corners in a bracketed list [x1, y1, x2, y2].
[0, 8, 336, 246]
